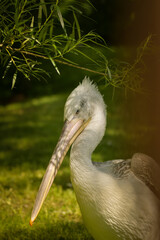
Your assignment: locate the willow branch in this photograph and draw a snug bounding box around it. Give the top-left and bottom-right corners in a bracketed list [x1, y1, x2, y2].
[0, 45, 108, 77]
[20, 50, 108, 77]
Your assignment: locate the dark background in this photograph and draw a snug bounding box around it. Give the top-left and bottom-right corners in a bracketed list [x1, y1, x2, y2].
[82, 0, 157, 45]
[1, 0, 160, 101]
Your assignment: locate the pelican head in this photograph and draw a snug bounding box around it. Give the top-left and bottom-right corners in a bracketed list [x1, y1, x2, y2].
[64, 77, 106, 122]
[30, 77, 106, 225]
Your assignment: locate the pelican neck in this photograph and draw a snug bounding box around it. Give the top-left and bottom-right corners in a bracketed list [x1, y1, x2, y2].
[70, 104, 106, 173]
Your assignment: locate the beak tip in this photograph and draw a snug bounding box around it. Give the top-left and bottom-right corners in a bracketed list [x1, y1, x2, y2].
[29, 219, 33, 226]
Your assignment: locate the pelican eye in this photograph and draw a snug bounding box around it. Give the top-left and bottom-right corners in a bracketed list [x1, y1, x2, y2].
[76, 109, 80, 115]
[75, 99, 86, 115]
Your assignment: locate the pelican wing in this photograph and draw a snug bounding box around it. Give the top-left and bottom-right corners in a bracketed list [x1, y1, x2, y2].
[93, 154, 160, 200]
[131, 153, 160, 200]
[93, 159, 131, 178]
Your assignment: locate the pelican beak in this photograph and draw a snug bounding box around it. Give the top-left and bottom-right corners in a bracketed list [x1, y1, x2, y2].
[30, 117, 90, 226]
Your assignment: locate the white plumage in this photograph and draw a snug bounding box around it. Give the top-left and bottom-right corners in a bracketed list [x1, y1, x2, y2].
[30, 77, 160, 240]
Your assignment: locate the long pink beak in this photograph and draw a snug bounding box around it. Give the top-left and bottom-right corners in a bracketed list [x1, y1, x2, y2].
[30, 117, 90, 226]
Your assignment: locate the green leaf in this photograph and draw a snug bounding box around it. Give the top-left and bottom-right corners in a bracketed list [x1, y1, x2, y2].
[40, 0, 47, 18]
[46, 51, 60, 75]
[63, 32, 75, 54]
[30, 16, 34, 37]
[107, 66, 112, 80]
[56, 6, 67, 36]
[74, 48, 101, 67]
[73, 11, 81, 39]
[2, 60, 12, 79]
[50, 58, 60, 75]
[38, 25, 48, 42]
[11, 71, 17, 89]
[38, 4, 42, 28]
[49, 19, 54, 38]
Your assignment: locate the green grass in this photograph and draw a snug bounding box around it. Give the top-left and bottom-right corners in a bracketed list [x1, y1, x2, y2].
[0, 89, 154, 240]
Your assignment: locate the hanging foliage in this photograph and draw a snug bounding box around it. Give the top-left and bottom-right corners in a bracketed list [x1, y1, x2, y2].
[0, 0, 151, 91]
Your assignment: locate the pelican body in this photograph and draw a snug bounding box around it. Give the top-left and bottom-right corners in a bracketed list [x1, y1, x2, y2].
[30, 77, 160, 240]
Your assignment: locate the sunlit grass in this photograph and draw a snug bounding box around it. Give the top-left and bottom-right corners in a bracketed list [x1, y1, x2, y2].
[0, 90, 153, 240]
[0, 93, 92, 240]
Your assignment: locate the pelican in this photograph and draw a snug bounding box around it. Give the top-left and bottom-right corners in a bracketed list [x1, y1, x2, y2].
[30, 77, 160, 240]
